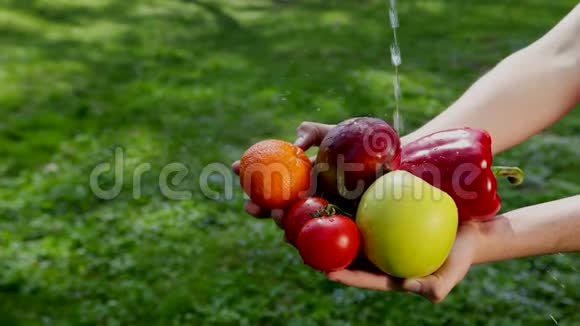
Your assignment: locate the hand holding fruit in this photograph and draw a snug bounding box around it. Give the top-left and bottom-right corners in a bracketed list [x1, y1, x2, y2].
[326, 221, 481, 303]
[233, 116, 524, 303]
[231, 122, 335, 226]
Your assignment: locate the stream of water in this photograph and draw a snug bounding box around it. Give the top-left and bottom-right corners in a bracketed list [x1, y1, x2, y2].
[388, 0, 402, 134]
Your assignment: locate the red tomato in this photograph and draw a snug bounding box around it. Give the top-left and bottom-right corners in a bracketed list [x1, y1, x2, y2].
[296, 214, 360, 272]
[284, 197, 329, 246]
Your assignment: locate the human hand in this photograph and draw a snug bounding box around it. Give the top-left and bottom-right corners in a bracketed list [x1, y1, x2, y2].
[326, 222, 481, 303]
[231, 121, 335, 228]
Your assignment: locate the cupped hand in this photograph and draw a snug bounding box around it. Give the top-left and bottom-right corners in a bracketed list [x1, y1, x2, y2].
[326, 222, 481, 303]
[231, 121, 335, 228]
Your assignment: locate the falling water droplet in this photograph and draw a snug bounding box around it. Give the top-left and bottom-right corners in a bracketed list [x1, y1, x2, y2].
[389, 7, 398, 29]
[547, 269, 567, 289]
[390, 45, 402, 66]
[393, 110, 401, 134]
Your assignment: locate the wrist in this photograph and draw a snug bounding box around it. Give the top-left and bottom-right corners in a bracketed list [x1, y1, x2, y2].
[470, 216, 514, 265]
[456, 221, 483, 266]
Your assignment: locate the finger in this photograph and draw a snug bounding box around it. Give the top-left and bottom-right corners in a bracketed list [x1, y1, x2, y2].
[294, 122, 328, 150]
[402, 258, 471, 303]
[271, 209, 285, 229]
[402, 275, 450, 303]
[326, 270, 401, 291]
[244, 201, 271, 219]
[232, 161, 241, 175]
[294, 133, 317, 151]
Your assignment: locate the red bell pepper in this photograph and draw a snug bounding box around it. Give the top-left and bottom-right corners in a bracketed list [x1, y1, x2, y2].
[399, 128, 524, 222]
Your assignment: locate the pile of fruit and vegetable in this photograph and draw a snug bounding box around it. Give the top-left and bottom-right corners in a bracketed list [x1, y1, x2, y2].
[237, 117, 524, 278]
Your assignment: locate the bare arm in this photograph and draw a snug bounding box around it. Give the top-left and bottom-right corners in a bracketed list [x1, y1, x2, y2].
[327, 195, 580, 302]
[402, 4, 580, 154]
[474, 195, 580, 264]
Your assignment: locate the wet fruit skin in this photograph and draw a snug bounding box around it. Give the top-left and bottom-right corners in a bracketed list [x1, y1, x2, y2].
[284, 197, 329, 247]
[239, 139, 312, 210]
[296, 214, 361, 272]
[356, 170, 458, 278]
[314, 117, 401, 213]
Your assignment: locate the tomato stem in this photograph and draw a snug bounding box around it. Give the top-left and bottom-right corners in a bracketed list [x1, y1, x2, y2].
[310, 204, 354, 218]
[326, 204, 353, 218]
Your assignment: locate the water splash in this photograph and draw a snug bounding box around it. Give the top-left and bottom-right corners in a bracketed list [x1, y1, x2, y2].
[388, 0, 402, 133]
[547, 269, 567, 289]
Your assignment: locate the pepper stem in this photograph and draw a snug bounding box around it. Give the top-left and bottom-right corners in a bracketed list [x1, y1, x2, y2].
[491, 166, 525, 186]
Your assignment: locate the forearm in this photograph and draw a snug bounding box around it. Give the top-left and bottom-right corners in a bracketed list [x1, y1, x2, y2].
[402, 4, 580, 154]
[472, 195, 580, 264]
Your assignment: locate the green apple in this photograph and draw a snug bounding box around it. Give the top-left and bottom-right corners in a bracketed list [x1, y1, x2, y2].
[356, 170, 458, 278]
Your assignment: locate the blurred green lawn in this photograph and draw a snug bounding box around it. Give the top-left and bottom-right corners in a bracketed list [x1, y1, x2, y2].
[0, 0, 579, 325]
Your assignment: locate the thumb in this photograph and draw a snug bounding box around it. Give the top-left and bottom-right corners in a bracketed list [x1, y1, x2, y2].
[294, 122, 328, 150]
[294, 130, 318, 150]
[402, 261, 471, 303]
[402, 275, 450, 303]
[402, 224, 478, 303]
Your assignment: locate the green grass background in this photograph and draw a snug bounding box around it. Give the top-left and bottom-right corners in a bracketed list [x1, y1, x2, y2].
[0, 0, 579, 325]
